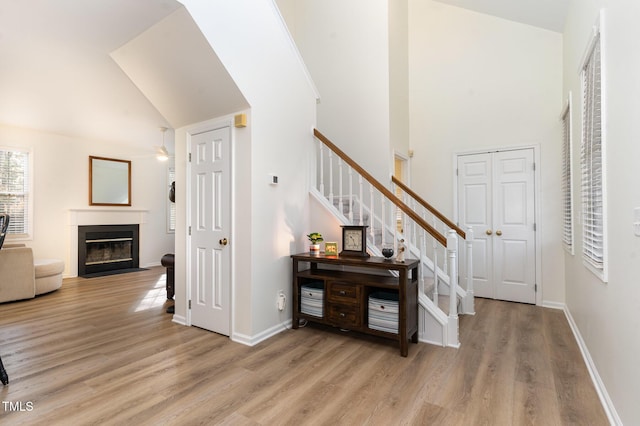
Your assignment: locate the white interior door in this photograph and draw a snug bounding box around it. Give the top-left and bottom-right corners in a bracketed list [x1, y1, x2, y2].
[457, 149, 536, 304]
[190, 126, 231, 335]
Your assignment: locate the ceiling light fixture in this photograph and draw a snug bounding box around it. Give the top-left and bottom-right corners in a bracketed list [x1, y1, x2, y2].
[157, 127, 169, 161]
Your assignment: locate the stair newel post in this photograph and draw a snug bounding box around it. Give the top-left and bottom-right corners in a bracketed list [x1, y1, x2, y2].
[318, 141, 325, 195]
[328, 150, 334, 206]
[348, 166, 354, 223]
[447, 229, 460, 347]
[338, 157, 344, 215]
[465, 226, 475, 314]
[358, 175, 364, 226]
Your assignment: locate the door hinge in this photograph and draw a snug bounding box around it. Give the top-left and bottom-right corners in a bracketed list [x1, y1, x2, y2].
[188, 226, 192, 236]
[188, 152, 192, 162]
[188, 300, 192, 309]
[533, 223, 536, 231]
[534, 284, 537, 292]
[456, 168, 459, 176]
[533, 162, 536, 171]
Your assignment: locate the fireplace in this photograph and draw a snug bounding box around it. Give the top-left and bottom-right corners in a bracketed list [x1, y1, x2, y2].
[78, 224, 139, 276]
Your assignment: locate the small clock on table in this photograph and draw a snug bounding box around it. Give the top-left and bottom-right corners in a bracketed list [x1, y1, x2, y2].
[340, 225, 370, 258]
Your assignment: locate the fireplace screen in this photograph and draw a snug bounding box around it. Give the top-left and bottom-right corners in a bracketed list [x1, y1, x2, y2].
[78, 224, 139, 276]
[85, 237, 133, 265]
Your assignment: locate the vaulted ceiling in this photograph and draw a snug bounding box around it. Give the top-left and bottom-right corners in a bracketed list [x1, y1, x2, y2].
[0, 0, 247, 152]
[433, 0, 570, 33]
[0, 0, 568, 152]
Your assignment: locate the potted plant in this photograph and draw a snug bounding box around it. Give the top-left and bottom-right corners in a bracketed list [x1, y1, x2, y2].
[307, 232, 323, 253]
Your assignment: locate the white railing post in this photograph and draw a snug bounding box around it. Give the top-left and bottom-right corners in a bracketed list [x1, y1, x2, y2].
[348, 166, 354, 223]
[381, 197, 386, 245]
[432, 218, 439, 305]
[338, 158, 344, 215]
[358, 176, 364, 226]
[319, 142, 325, 195]
[465, 226, 475, 314]
[369, 185, 375, 240]
[447, 229, 459, 347]
[328, 150, 334, 206]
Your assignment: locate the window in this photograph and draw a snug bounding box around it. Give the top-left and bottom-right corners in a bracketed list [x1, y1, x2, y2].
[0, 147, 32, 239]
[167, 166, 175, 233]
[561, 95, 574, 254]
[580, 15, 607, 281]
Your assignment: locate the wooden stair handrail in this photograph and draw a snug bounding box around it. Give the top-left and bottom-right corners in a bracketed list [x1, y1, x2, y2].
[392, 176, 466, 239]
[314, 128, 446, 247]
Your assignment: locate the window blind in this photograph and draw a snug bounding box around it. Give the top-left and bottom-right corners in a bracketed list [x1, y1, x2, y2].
[561, 101, 573, 254]
[0, 148, 30, 238]
[581, 36, 605, 276]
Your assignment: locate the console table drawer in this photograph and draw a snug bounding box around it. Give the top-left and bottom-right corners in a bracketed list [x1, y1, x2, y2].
[327, 281, 360, 303]
[328, 303, 360, 328]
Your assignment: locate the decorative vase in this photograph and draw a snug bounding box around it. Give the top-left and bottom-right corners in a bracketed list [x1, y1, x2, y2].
[309, 244, 320, 253]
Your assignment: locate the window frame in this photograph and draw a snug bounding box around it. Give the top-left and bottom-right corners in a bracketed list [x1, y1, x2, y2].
[0, 146, 34, 241]
[579, 11, 607, 282]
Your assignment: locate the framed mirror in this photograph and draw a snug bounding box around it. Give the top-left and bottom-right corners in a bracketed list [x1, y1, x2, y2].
[89, 156, 131, 206]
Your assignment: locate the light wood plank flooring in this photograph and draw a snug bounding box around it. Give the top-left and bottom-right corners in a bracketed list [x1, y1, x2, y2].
[0, 267, 608, 425]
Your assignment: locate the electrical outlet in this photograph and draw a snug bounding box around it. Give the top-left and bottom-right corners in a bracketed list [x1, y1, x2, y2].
[277, 290, 286, 311]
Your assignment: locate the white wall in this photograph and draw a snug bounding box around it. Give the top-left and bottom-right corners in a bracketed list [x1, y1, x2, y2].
[563, 1, 640, 424]
[0, 123, 175, 276]
[389, 0, 410, 156]
[178, 0, 317, 341]
[280, 0, 392, 183]
[408, 0, 565, 305]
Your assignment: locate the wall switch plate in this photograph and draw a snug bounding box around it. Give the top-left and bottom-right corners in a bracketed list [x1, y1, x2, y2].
[269, 174, 278, 185]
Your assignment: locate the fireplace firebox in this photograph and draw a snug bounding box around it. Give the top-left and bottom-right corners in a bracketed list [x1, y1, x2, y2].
[78, 224, 139, 276]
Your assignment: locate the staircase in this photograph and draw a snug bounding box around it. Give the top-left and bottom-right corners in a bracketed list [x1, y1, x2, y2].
[312, 129, 474, 348]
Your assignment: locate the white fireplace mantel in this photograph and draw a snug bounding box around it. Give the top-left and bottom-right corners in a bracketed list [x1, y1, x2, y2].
[68, 208, 149, 277]
[68, 208, 149, 226]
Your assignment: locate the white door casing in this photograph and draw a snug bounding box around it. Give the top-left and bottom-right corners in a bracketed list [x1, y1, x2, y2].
[457, 149, 536, 304]
[189, 126, 231, 335]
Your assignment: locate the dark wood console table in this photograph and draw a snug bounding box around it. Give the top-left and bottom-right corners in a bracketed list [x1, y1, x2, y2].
[291, 252, 419, 357]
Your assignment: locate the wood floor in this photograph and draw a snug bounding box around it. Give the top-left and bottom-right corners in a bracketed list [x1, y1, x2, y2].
[0, 267, 608, 425]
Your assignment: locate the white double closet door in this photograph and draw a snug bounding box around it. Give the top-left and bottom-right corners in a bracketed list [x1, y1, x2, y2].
[457, 149, 536, 304]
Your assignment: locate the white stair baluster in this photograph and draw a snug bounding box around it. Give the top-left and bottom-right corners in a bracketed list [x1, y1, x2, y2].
[328, 150, 334, 206]
[369, 185, 374, 241]
[319, 142, 324, 195]
[338, 158, 344, 215]
[348, 166, 354, 223]
[381, 197, 386, 246]
[432, 217, 439, 304]
[358, 175, 364, 226]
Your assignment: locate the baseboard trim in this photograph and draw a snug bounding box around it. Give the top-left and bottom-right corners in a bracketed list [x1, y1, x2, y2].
[542, 300, 565, 310]
[231, 320, 292, 347]
[171, 314, 187, 326]
[563, 306, 622, 425]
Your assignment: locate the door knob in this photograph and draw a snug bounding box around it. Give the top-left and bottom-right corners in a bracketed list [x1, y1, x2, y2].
[486, 229, 493, 235]
[496, 230, 502, 236]
[219, 238, 228, 246]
